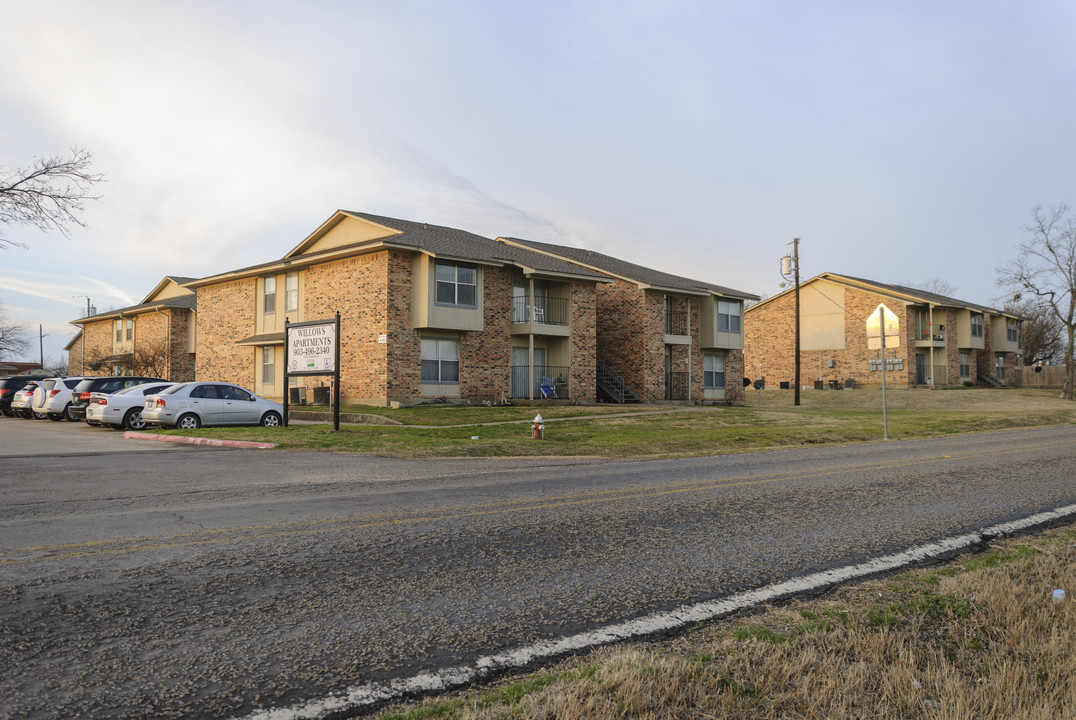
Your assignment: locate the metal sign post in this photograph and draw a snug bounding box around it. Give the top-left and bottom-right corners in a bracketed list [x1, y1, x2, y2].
[866, 304, 900, 441]
[283, 312, 342, 431]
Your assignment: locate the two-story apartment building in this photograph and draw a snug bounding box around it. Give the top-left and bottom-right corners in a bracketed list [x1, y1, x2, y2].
[744, 273, 1021, 388]
[185, 211, 610, 406]
[498, 238, 759, 404]
[67, 276, 197, 381]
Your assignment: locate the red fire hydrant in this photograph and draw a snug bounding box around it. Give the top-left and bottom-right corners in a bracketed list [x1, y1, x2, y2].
[532, 413, 545, 440]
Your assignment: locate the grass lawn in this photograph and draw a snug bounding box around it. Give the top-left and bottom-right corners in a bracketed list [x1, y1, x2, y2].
[152, 387, 1076, 458]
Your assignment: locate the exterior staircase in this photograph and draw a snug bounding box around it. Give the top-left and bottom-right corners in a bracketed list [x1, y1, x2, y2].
[597, 362, 642, 403]
[977, 371, 1004, 388]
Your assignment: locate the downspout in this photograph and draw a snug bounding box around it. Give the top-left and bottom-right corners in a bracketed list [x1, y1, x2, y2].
[528, 278, 535, 400]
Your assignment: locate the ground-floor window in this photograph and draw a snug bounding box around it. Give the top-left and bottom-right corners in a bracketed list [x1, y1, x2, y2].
[704, 352, 725, 389]
[995, 355, 1005, 381]
[262, 346, 276, 388]
[959, 352, 970, 379]
[421, 337, 460, 383]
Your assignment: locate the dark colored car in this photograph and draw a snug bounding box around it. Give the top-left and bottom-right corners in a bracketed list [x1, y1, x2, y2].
[0, 375, 48, 417]
[69, 376, 167, 423]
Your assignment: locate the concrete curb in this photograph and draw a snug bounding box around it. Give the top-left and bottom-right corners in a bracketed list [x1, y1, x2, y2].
[122, 431, 277, 449]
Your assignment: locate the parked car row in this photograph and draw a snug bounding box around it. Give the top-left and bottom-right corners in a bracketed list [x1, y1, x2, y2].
[0, 376, 284, 430]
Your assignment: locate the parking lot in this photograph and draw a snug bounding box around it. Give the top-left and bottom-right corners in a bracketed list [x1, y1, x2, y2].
[0, 414, 194, 457]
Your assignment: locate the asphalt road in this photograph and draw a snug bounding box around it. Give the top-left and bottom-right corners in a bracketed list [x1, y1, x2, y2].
[1, 418, 1074, 719]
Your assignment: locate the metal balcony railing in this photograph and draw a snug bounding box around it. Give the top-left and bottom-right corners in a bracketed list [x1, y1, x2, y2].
[665, 371, 689, 400]
[665, 310, 688, 335]
[512, 296, 570, 325]
[511, 365, 570, 399]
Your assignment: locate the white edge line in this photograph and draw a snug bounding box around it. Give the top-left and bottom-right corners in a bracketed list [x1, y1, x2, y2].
[236, 504, 1076, 720]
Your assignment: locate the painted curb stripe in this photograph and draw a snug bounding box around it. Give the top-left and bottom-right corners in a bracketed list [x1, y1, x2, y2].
[122, 431, 276, 449]
[235, 503, 1076, 720]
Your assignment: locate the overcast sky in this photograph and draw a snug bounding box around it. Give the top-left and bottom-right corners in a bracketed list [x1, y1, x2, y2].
[1, 0, 1073, 365]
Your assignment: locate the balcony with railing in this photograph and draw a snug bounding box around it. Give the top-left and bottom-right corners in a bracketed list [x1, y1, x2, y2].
[512, 295, 570, 334]
[511, 365, 570, 399]
[914, 314, 945, 347]
[665, 310, 688, 342]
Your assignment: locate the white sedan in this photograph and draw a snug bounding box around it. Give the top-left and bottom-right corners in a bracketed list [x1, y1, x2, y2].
[142, 382, 284, 429]
[86, 382, 178, 431]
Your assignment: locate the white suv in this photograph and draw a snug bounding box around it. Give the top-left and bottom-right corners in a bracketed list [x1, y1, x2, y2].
[39, 376, 89, 421]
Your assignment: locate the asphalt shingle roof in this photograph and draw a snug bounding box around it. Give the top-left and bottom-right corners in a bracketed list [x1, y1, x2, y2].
[826, 274, 1010, 316]
[341, 212, 609, 280]
[500, 237, 759, 300]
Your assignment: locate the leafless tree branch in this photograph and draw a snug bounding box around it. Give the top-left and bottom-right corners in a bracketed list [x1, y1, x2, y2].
[0, 147, 105, 249]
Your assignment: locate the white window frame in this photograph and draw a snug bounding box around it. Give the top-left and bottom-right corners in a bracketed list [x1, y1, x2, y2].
[262, 346, 276, 387]
[421, 337, 460, 384]
[959, 352, 970, 379]
[718, 300, 742, 333]
[434, 262, 477, 308]
[264, 277, 277, 314]
[971, 313, 983, 338]
[285, 272, 299, 313]
[704, 352, 726, 389]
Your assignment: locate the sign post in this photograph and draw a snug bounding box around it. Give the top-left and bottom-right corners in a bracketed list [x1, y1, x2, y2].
[866, 304, 900, 440]
[283, 312, 341, 431]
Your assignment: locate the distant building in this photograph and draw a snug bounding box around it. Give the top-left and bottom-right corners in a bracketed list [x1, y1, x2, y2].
[67, 277, 197, 381]
[744, 273, 1021, 388]
[0, 362, 44, 378]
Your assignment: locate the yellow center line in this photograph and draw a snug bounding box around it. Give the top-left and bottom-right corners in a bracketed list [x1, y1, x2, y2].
[2, 438, 1070, 566]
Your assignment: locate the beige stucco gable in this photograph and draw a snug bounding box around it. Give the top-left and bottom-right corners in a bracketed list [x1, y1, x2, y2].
[143, 278, 194, 303]
[287, 212, 402, 258]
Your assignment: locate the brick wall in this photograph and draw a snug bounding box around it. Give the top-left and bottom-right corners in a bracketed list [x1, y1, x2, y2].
[169, 311, 196, 381]
[745, 286, 914, 388]
[458, 265, 512, 402]
[595, 280, 647, 395]
[303, 251, 391, 404]
[569, 281, 597, 403]
[195, 279, 257, 387]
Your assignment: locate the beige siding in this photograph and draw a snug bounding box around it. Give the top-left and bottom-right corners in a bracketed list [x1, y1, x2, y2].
[302, 216, 399, 255]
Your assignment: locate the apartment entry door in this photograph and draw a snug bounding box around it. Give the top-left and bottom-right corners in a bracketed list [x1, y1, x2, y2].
[511, 346, 546, 398]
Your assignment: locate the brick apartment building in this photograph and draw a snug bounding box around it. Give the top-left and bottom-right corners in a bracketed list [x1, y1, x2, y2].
[498, 238, 759, 404]
[179, 210, 757, 406]
[744, 273, 1022, 389]
[185, 211, 613, 406]
[67, 276, 197, 381]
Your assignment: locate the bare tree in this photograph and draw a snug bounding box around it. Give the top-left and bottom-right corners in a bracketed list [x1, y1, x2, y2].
[1004, 298, 1063, 366]
[0, 148, 104, 249]
[0, 300, 29, 358]
[131, 340, 170, 379]
[903, 277, 958, 297]
[997, 203, 1076, 400]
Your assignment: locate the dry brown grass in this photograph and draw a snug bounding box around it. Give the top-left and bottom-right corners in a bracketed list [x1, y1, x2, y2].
[376, 522, 1076, 719]
[789, 386, 1071, 413]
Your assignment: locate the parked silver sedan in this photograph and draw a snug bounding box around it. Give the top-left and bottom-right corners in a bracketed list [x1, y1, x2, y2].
[141, 382, 284, 429]
[86, 382, 178, 430]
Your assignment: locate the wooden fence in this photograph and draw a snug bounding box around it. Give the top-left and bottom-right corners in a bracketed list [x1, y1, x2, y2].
[1015, 365, 1068, 388]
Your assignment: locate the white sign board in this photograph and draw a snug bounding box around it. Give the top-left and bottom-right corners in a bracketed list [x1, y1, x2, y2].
[287, 322, 336, 373]
[866, 303, 901, 349]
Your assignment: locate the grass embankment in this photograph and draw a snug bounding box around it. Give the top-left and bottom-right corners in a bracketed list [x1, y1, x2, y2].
[375, 522, 1076, 719]
[154, 388, 1076, 457]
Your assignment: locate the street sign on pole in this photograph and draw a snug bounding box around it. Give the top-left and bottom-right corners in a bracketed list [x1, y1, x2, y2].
[866, 304, 899, 440]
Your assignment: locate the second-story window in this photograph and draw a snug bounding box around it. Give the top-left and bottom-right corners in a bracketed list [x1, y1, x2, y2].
[971, 313, 983, 338]
[125, 319, 133, 342]
[285, 273, 298, 312]
[435, 262, 476, 307]
[264, 277, 277, 314]
[115, 319, 123, 343]
[1006, 318, 1019, 343]
[718, 300, 742, 333]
